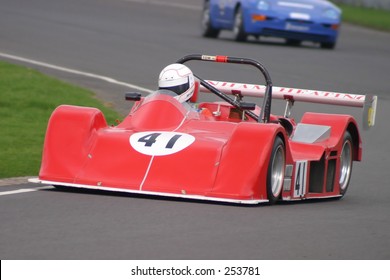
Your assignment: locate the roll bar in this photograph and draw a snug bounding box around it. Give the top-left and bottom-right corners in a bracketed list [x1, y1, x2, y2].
[176, 54, 273, 123]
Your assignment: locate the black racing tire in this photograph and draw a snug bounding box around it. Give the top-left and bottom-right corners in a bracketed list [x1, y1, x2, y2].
[233, 6, 247, 42]
[339, 131, 353, 196]
[320, 41, 336, 49]
[201, 1, 220, 38]
[266, 137, 285, 204]
[286, 39, 301, 46]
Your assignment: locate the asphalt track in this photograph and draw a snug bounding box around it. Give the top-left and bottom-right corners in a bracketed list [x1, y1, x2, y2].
[0, 0, 390, 259]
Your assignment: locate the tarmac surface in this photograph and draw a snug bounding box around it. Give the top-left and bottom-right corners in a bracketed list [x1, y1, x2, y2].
[1, 0, 390, 259]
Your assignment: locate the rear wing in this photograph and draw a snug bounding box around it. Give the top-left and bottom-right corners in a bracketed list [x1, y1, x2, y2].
[176, 54, 377, 130]
[200, 80, 377, 130]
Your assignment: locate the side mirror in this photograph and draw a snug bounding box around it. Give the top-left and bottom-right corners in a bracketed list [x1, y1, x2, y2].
[125, 92, 141, 101]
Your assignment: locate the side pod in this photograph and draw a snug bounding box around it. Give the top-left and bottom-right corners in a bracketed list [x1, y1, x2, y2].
[39, 105, 107, 181]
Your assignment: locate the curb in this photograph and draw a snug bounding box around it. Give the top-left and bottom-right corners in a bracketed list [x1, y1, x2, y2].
[0, 176, 34, 187]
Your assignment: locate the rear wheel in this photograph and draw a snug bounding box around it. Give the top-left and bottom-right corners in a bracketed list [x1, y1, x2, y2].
[320, 41, 336, 49]
[286, 39, 301, 46]
[266, 137, 285, 204]
[339, 131, 353, 196]
[233, 7, 247, 42]
[201, 1, 220, 38]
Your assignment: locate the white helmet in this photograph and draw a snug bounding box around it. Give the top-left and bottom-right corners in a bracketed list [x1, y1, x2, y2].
[158, 63, 195, 103]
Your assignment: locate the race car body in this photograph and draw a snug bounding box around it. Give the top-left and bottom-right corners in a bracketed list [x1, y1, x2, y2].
[202, 0, 341, 49]
[31, 55, 377, 204]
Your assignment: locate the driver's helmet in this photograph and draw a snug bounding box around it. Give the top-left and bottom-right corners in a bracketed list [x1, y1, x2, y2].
[158, 63, 195, 103]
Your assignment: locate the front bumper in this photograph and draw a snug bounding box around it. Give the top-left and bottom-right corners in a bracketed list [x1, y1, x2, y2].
[29, 178, 269, 204]
[245, 14, 339, 43]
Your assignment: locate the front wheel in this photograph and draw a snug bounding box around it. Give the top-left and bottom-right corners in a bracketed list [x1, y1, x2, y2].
[266, 137, 285, 204]
[339, 131, 353, 196]
[320, 41, 336, 49]
[286, 39, 301, 47]
[201, 1, 220, 38]
[233, 7, 247, 42]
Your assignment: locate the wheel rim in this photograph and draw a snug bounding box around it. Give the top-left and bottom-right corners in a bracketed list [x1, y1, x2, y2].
[233, 11, 242, 36]
[271, 145, 285, 197]
[202, 9, 209, 30]
[339, 140, 352, 191]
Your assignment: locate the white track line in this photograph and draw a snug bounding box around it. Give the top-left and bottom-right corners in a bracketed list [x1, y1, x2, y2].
[0, 52, 154, 94]
[0, 51, 154, 189]
[0, 2, 200, 92]
[0, 186, 53, 196]
[122, 0, 200, 10]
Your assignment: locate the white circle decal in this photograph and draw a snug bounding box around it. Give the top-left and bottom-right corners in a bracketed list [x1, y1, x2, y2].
[129, 131, 195, 156]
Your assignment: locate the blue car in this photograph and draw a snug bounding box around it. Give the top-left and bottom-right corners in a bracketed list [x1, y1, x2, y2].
[201, 0, 341, 49]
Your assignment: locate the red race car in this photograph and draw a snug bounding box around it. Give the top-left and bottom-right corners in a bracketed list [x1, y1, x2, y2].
[30, 54, 377, 204]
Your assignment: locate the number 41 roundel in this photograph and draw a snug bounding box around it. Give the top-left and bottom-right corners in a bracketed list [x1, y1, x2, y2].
[129, 131, 195, 156]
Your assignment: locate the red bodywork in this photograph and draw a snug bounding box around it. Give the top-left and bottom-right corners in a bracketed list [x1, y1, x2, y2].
[37, 92, 361, 204]
[33, 54, 372, 204]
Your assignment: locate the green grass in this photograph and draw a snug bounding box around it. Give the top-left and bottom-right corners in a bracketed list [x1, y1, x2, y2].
[338, 4, 390, 31]
[0, 61, 122, 179]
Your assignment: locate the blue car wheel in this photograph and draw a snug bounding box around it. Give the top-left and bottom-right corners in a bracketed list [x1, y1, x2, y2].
[286, 39, 302, 47]
[233, 6, 247, 42]
[201, 1, 220, 38]
[320, 41, 336, 49]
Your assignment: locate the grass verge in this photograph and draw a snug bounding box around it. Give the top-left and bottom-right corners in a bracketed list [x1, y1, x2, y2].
[0, 61, 122, 179]
[338, 4, 390, 32]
